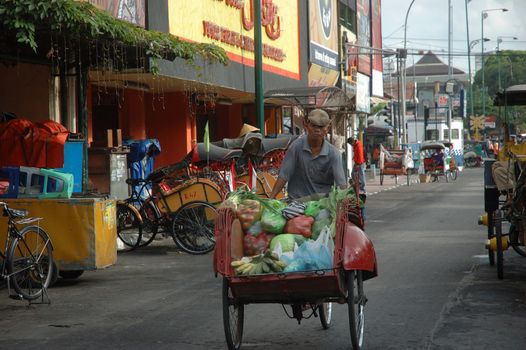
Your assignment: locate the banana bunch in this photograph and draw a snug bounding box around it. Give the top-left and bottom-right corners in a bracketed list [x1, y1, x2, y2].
[231, 251, 287, 276]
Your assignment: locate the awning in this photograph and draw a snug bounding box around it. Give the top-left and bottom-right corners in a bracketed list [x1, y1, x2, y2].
[264, 86, 354, 117]
[494, 85, 526, 106]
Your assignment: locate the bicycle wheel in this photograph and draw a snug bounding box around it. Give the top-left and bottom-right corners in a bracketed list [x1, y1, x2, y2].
[379, 173, 384, 185]
[171, 201, 217, 255]
[7, 226, 53, 300]
[347, 270, 366, 350]
[116, 203, 142, 250]
[487, 211, 495, 266]
[509, 224, 526, 257]
[222, 278, 244, 350]
[319, 302, 333, 329]
[449, 169, 458, 181]
[138, 198, 161, 247]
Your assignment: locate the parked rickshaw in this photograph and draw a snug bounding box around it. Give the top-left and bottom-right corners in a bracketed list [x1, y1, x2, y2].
[117, 143, 238, 254]
[482, 84, 526, 279]
[214, 195, 377, 350]
[378, 145, 414, 186]
[421, 142, 450, 182]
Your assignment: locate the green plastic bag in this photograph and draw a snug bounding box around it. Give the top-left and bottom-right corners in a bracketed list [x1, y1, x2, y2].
[260, 199, 287, 234]
[304, 201, 321, 217]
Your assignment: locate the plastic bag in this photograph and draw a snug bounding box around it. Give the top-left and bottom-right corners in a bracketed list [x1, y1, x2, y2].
[272, 242, 297, 265]
[260, 200, 287, 234]
[316, 209, 331, 221]
[284, 227, 334, 272]
[247, 221, 263, 236]
[304, 201, 321, 217]
[237, 199, 262, 230]
[284, 215, 314, 238]
[311, 219, 331, 240]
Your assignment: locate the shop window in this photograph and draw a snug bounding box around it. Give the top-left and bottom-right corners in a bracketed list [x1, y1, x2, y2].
[426, 129, 438, 141]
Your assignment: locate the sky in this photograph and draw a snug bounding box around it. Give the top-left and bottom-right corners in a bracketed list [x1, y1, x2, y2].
[381, 0, 526, 73]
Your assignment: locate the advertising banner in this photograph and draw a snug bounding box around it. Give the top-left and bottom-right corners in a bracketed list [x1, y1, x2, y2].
[371, 0, 383, 96]
[83, 0, 146, 27]
[356, 0, 371, 76]
[356, 73, 371, 113]
[308, 0, 339, 71]
[168, 0, 300, 80]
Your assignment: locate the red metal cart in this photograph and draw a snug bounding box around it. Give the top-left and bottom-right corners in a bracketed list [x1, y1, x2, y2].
[213, 199, 377, 350]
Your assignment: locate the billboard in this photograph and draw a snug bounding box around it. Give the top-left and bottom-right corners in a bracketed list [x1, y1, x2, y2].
[83, 0, 146, 27]
[168, 0, 300, 80]
[356, 0, 371, 76]
[308, 0, 339, 71]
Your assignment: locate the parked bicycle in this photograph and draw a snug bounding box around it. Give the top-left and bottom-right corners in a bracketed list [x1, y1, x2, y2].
[0, 201, 54, 301]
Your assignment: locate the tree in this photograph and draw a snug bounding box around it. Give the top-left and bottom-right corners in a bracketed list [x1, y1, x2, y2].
[471, 50, 526, 132]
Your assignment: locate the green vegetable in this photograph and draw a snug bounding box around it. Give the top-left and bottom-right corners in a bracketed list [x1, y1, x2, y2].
[304, 201, 321, 217]
[269, 234, 305, 252]
[311, 218, 331, 240]
[260, 200, 287, 234]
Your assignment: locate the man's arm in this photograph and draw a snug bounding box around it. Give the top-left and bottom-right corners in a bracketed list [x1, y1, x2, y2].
[269, 177, 287, 199]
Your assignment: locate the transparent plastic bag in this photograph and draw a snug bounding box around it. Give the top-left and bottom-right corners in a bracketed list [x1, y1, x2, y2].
[284, 227, 334, 272]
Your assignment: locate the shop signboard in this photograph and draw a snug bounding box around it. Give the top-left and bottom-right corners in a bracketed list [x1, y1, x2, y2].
[308, 0, 339, 72]
[485, 115, 496, 128]
[82, 0, 146, 27]
[168, 0, 300, 80]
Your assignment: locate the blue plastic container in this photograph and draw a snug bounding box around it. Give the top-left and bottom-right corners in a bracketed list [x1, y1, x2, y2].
[0, 167, 20, 198]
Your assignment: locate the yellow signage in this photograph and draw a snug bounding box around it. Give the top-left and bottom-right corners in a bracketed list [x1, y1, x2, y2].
[168, 0, 300, 79]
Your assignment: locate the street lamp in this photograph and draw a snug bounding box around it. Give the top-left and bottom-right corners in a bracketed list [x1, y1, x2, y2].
[401, 0, 417, 146]
[497, 36, 518, 91]
[469, 38, 490, 50]
[481, 8, 508, 117]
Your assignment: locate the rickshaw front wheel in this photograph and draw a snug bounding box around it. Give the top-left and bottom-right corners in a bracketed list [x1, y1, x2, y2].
[319, 302, 333, 329]
[171, 201, 217, 255]
[347, 270, 366, 350]
[495, 210, 504, 279]
[222, 278, 244, 350]
[509, 225, 526, 257]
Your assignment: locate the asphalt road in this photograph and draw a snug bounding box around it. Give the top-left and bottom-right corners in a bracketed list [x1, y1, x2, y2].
[0, 168, 525, 349]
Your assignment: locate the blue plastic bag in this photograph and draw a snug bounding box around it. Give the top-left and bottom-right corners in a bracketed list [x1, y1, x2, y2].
[283, 227, 334, 272]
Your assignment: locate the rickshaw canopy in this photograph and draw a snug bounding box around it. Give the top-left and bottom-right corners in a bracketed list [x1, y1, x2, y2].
[494, 84, 526, 106]
[420, 142, 447, 151]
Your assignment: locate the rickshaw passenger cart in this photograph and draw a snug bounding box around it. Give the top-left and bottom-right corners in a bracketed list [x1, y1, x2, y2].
[379, 146, 413, 186]
[213, 200, 377, 350]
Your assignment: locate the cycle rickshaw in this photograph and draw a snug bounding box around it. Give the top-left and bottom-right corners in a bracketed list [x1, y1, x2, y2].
[117, 142, 238, 254]
[378, 145, 414, 186]
[421, 142, 451, 182]
[482, 84, 526, 279]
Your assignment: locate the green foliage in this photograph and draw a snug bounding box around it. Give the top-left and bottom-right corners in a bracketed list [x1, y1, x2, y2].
[470, 50, 526, 130]
[0, 0, 228, 71]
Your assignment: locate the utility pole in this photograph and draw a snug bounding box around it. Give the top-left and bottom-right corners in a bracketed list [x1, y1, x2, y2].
[447, 0, 452, 142]
[254, 0, 264, 135]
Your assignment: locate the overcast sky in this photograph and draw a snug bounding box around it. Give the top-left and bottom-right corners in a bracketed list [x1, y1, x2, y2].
[382, 0, 526, 72]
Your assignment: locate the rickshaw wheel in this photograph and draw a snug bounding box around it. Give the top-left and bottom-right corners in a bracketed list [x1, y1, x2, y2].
[394, 174, 398, 185]
[495, 210, 504, 280]
[487, 211, 495, 266]
[379, 173, 384, 185]
[319, 302, 333, 329]
[347, 270, 365, 350]
[138, 198, 161, 248]
[116, 203, 143, 250]
[509, 225, 526, 257]
[449, 169, 458, 181]
[171, 201, 217, 255]
[406, 172, 410, 186]
[222, 278, 244, 350]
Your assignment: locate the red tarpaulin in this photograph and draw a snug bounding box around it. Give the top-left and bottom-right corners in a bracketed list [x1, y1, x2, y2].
[0, 119, 69, 168]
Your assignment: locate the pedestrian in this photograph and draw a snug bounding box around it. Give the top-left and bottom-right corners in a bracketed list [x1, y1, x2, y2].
[269, 109, 347, 200]
[347, 136, 366, 194]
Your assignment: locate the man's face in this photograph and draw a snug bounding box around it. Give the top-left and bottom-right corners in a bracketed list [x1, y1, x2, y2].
[305, 121, 329, 140]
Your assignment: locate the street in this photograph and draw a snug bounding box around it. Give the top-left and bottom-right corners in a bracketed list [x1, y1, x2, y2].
[1, 168, 525, 349]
